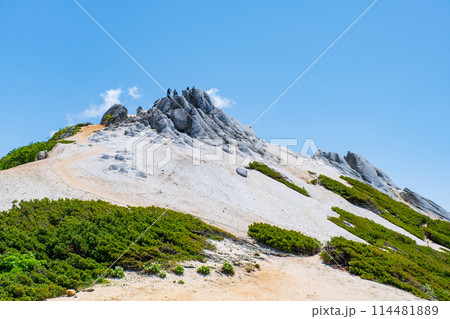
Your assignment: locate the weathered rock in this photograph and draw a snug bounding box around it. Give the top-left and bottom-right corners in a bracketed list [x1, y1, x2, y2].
[100, 154, 110, 159]
[114, 154, 125, 161]
[400, 188, 450, 221]
[313, 151, 360, 179]
[136, 171, 147, 178]
[236, 167, 248, 178]
[344, 151, 392, 195]
[66, 289, 76, 297]
[136, 106, 144, 115]
[169, 109, 188, 132]
[101, 104, 128, 126]
[36, 151, 48, 161]
[99, 88, 266, 158]
[109, 165, 118, 170]
[83, 288, 95, 292]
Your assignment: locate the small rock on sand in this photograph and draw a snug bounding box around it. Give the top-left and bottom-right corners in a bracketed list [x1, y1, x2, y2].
[236, 167, 248, 178]
[66, 289, 76, 297]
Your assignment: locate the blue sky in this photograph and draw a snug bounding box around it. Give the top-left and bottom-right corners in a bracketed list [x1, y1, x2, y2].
[0, 0, 449, 210]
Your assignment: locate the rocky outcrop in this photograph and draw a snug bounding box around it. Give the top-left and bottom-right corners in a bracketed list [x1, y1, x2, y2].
[313, 150, 398, 196]
[344, 151, 396, 195]
[36, 151, 48, 161]
[236, 167, 248, 178]
[101, 104, 128, 126]
[313, 151, 361, 179]
[102, 88, 266, 157]
[314, 149, 448, 220]
[400, 188, 450, 221]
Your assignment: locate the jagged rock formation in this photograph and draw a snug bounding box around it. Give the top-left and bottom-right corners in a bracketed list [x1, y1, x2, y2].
[102, 88, 266, 157]
[400, 188, 450, 220]
[313, 149, 449, 220]
[98, 88, 448, 221]
[344, 151, 398, 194]
[101, 104, 128, 126]
[313, 150, 398, 195]
[313, 151, 361, 179]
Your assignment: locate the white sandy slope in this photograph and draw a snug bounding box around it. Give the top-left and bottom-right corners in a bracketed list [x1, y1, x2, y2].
[0, 125, 427, 300]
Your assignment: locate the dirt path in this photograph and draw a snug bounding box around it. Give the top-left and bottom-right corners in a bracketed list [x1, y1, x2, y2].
[52, 256, 421, 301]
[52, 125, 118, 203]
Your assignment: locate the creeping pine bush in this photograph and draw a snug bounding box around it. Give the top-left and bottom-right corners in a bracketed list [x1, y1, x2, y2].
[0, 140, 73, 171]
[0, 124, 86, 171]
[0, 253, 43, 273]
[48, 124, 84, 142]
[248, 161, 310, 197]
[323, 207, 450, 301]
[197, 265, 210, 275]
[221, 263, 235, 276]
[0, 198, 232, 300]
[317, 175, 378, 212]
[423, 219, 450, 249]
[247, 223, 321, 256]
[342, 176, 450, 248]
[317, 175, 438, 240]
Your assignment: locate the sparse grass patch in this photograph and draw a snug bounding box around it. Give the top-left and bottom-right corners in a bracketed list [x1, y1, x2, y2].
[249, 161, 310, 197]
[221, 263, 235, 276]
[248, 223, 321, 256]
[143, 262, 162, 275]
[174, 265, 184, 276]
[197, 265, 210, 275]
[111, 266, 125, 278]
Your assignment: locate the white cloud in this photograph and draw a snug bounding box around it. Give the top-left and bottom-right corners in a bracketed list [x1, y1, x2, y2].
[205, 88, 235, 108]
[69, 88, 122, 122]
[128, 86, 141, 99]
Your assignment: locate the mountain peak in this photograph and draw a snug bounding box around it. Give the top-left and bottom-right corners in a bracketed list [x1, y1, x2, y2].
[100, 87, 267, 157]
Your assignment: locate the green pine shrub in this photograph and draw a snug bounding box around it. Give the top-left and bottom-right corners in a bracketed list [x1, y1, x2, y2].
[423, 219, 450, 249]
[0, 198, 232, 300]
[247, 223, 321, 256]
[248, 161, 310, 197]
[0, 124, 87, 171]
[323, 207, 450, 300]
[317, 175, 428, 239]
